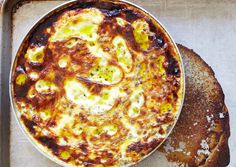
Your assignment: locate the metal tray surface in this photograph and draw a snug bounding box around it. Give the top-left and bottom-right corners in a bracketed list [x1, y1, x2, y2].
[1, 0, 236, 167]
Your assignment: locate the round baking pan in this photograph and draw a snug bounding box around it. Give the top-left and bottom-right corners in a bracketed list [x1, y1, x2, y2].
[9, 0, 185, 166]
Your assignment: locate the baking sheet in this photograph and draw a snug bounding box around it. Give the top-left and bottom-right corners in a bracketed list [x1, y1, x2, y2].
[1, 0, 236, 166]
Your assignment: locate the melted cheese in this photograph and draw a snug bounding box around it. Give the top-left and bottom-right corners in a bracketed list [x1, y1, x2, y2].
[58, 56, 69, 68]
[132, 19, 150, 50]
[29, 71, 39, 81]
[102, 124, 118, 136]
[88, 63, 123, 85]
[128, 89, 144, 118]
[113, 36, 133, 72]
[25, 46, 45, 64]
[13, 6, 183, 167]
[50, 113, 74, 135]
[16, 73, 27, 85]
[64, 79, 126, 115]
[116, 17, 127, 27]
[50, 8, 104, 42]
[35, 79, 57, 94]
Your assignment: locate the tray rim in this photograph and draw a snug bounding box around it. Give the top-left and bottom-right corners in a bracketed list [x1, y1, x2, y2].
[0, 1, 65, 166]
[0, 1, 19, 167]
[1, 0, 232, 167]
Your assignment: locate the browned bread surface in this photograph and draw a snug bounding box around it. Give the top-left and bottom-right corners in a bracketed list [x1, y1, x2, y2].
[158, 44, 230, 167]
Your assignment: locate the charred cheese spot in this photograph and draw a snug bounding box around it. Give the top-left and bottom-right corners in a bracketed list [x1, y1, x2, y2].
[113, 36, 133, 73]
[16, 73, 27, 85]
[50, 8, 104, 42]
[132, 19, 150, 51]
[25, 46, 45, 64]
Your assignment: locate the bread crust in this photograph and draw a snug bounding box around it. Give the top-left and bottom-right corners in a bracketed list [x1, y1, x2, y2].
[158, 44, 230, 167]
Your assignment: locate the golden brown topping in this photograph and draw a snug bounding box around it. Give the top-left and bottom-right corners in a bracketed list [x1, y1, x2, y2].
[12, 1, 183, 167]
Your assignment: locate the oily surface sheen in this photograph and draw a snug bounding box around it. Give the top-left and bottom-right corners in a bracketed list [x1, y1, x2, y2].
[12, 1, 183, 166]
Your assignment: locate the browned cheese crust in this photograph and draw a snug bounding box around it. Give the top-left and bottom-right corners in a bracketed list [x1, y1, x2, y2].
[11, 1, 184, 166]
[159, 44, 230, 167]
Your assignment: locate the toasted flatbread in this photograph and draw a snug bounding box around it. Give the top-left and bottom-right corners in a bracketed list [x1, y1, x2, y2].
[157, 44, 230, 167]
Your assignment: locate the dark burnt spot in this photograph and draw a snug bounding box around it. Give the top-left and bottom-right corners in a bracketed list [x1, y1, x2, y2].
[26, 62, 45, 72]
[124, 9, 141, 22]
[152, 34, 165, 48]
[97, 2, 123, 17]
[91, 84, 103, 94]
[13, 77, 35, 98]
[99, 19, 119, 39]
[102, 8, 122, 17]
[21, 115, 37, 134]
[44, 47, 53, 59]
[122, 25, 139, 50]
[69, 1, 95, 10]
[127, 138, 162, 154]
[172, 79, 180, 87]
[147, 19, 167, 48]
[17, 56, 27, 70]
[29, 18, 56, 46]
[151, 109, 160, 114]
[54, 73, 64, 87]
[28, 93, 57, 111]
[14, 84, 29, 98]
[46, 119, 56, 127]
[77, 76, 104, 94]
[37, 136, 59, 155]
[148, 138, 162, 150]
[29, 32, 50, 47]
[165, 52, 180, 77]
[127, 141, 144, 153]
[79, 142, 88, 155]
[159, 127, 165, 135]
[156, 113, 174, 126]
[147, 19, 157, 33]
[173, 92, 178, 101]
[79, 113, 88, 123]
